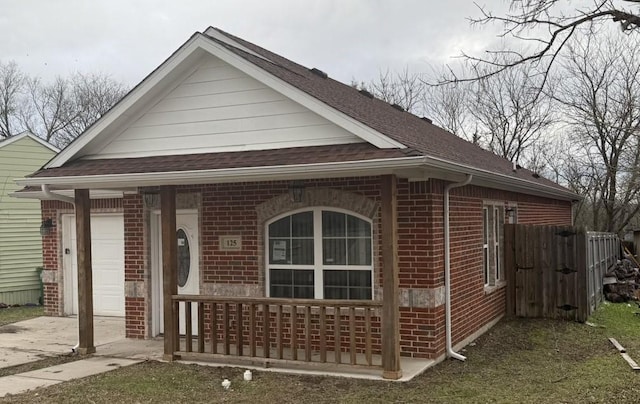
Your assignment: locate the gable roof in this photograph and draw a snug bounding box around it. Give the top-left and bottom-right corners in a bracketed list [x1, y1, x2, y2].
[0, 131, 59, 153]
[18, 27, 578, 201]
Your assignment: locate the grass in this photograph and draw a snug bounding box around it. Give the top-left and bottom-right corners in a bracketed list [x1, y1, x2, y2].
[0, 305, 43, 327]
[2, 303, 639, 403]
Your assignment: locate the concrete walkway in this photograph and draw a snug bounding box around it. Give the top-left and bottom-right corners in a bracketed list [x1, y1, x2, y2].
[0, 316, 150, 398]
[0, 316, 126, 369]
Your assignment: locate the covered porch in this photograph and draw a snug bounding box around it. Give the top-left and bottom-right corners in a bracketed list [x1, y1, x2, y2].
[66, 175, 408, 379]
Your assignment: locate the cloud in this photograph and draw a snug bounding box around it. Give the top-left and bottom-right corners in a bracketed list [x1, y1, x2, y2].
[0, 0, 503, 86]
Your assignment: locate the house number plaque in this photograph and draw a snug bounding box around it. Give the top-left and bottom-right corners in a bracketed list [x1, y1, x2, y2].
[219, 235, 242, 251]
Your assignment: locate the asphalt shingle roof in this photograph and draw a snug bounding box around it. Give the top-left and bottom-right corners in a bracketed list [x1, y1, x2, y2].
[205, 27, 568, 192]
[30, 27, 572, 196]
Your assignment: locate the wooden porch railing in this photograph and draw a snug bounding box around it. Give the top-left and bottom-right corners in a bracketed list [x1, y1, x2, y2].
[171, 295, 383, 368]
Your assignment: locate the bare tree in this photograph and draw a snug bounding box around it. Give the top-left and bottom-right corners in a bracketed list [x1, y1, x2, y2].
[555, 33, 640, 234]
[0, 61, 25, 138]
[19, 72, 127, 147]
[64, 72, 128, 142]
[21, 76, 77, 146]
[468, 60, 556, 163]
[355, 68, 425, 114]
[446, 0, 639, 87]
[421, 78, 479, 143]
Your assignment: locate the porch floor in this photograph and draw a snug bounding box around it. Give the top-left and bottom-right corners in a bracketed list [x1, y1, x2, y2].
[96, 336, 436, 382]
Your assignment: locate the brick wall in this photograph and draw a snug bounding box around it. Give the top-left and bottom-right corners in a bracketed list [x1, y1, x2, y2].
[442, 182, 572, 350]
[123, 194, 146, 338]
[40, 177, 571, 360]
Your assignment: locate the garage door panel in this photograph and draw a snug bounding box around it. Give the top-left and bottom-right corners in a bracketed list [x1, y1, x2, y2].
[65, 214, 125, 317]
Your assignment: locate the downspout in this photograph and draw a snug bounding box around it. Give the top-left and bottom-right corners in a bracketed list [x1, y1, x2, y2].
[444, 174, 472, 361]
[41, 184, 75, 205]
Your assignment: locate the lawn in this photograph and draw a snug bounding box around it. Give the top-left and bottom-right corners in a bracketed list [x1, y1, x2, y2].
[2, 302, 639, 403]
[0, 305, 43, 327]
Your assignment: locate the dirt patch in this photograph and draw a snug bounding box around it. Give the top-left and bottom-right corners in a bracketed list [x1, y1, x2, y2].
[0, 325, 25, 334]
[0, 353, 83, 378]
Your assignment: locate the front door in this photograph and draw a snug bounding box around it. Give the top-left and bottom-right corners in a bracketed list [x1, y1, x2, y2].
[153, 211, 199, 336]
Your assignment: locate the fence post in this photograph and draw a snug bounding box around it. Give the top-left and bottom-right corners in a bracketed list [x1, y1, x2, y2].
[504, 224, 516, 317]
[576, 227, 589, 322]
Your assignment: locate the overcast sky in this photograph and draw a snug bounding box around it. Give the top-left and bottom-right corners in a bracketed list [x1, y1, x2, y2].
[1, 0, 508, 87]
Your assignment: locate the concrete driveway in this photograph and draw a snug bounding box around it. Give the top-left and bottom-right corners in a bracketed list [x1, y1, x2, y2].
[0, 316, 162, 369]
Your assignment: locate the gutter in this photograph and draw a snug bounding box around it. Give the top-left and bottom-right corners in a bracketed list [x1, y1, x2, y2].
[444, 174, 473, 361]
[17, 155, 578, 201]
[18, 156, 427, 188]
[41, 184, 75, 205]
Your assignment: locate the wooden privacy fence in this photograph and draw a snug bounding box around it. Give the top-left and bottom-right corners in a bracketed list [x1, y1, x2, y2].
[505, 225, 619, 322]
[170, 295, 383, 368]
[586, 232, 619, 313]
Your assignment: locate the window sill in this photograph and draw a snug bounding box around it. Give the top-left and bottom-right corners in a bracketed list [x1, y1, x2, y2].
[484, 281, 506, 295]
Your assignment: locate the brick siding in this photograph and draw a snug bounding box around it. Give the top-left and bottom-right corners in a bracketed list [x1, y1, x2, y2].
[41, 178, 571, 359]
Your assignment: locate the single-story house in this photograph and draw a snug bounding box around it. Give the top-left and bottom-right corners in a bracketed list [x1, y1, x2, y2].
[15, 27, 577, 379]
[0, 132, 58, 305]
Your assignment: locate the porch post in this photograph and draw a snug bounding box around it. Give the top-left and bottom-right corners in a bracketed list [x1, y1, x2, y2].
[161, 186, 178, 361]
[380, 174, 402, 379]
[75, 189, 95, 354]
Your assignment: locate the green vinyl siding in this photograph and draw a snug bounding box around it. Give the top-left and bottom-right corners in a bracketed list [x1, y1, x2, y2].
[0, 135, 56, 305]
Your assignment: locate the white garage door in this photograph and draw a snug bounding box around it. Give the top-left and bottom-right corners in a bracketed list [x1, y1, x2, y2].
[63, 213, 125, 317]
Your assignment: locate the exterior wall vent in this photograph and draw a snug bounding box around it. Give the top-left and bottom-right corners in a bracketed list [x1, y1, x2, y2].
[421, 117, 433, 124]
[309, 68, 328, 79]
[359, 89, 374, 99]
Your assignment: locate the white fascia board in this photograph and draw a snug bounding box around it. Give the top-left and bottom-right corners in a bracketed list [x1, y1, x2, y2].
[197, 34, 405, 149]
[45, 33, 204, 169]
[422, 155, 580, 201]
[10, 190, 125, 200]
[17, 157, 427, 189]
[16, 154, 578, 201]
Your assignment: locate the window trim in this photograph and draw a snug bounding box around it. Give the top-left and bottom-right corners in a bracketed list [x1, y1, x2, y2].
[483, 207, 490, 287]
[483, 202, 512, 290]
[265, 207, 374, 299]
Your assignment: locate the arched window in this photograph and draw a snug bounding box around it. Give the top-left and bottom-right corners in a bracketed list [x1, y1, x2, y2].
[266, 208, 373, 300]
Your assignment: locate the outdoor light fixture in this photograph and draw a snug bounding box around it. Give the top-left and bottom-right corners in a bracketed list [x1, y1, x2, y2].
[40, 218, 54, 236]
[289, 180, 305, 203]
[142, 192, 159, 208]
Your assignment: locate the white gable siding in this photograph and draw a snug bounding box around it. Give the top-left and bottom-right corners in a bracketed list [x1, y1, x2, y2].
[94, 55, 362, 158]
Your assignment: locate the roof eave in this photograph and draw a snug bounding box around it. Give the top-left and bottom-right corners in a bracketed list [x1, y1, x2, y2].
[17, 157, 427, 190]
[421, 155, 580, 201]
[16, 155, 579, 201]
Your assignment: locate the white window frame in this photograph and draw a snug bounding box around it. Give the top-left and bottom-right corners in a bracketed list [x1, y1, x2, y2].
[265, 207, 374, 299]
[483, 207, 490, 287]
[483, 202, 511, 288]
[494, 206, 504, 282]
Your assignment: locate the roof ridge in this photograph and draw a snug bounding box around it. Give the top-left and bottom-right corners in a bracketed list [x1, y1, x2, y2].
[207, 27, 316, 76]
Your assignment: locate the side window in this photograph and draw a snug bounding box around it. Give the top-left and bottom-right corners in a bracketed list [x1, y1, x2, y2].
[484, 204, 508, 287]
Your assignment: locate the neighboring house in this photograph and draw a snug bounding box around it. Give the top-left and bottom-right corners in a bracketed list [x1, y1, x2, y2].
[16, 28, 578, 378]
[0, 132, 58, 305]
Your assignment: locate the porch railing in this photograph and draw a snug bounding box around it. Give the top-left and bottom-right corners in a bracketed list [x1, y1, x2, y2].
[171, 295, 383, 368]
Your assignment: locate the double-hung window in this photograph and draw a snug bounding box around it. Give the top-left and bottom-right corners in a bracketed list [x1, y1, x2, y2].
[482, 204, 505, 287]
[267, 208, 373, 300]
